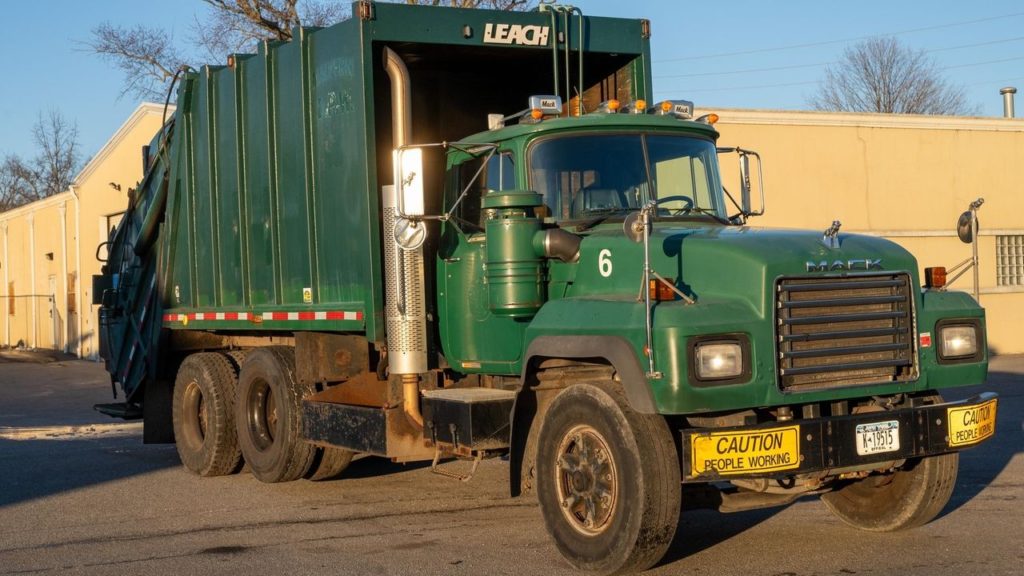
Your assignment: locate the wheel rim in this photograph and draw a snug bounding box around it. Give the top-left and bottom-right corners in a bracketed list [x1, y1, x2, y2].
[247, 378, 277, 452]
[555, 424, 618, 536]
[181, 380, 206, 449]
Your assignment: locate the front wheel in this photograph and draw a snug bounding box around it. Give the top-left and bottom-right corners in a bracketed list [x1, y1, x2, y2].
[536, 381, 680, 575]
[821, 451, 959, 532]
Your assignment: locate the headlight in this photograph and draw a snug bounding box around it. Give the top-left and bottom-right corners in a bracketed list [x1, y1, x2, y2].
[940, 325, 979, 359]
[696, 342, 743, 380]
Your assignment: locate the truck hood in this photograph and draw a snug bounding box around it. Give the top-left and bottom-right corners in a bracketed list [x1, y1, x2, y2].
[650, 224, 920, 315]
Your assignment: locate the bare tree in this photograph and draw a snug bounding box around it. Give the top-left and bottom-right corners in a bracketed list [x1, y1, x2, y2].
[810, 37, 974, 116]
[33, 110, 81, 197]
[0, 110, 80, 212]
[87, 0, 532, 101]
[194, 0, 346, 61]
[0, 155, 40, 211]
[86, 23, 185, 100]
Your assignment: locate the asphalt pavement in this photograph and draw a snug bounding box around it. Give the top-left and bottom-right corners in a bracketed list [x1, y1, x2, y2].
[0, 354, 1021, 575]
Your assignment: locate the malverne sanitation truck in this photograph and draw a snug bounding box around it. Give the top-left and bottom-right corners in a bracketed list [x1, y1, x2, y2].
[94, 2, 998, 573]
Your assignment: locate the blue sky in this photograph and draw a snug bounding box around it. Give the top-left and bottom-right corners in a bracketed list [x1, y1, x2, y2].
[1, 0, 1021, 165]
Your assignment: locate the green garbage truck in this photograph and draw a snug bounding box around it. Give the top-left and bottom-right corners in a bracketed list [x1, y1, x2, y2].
[95, 2, 999, 573]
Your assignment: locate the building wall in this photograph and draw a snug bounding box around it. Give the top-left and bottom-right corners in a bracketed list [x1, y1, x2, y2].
[0, 103, 166, 357]
[1, 194, 74, 351]
[74, 105, 166, 359]
[702, 108, 1024, 353]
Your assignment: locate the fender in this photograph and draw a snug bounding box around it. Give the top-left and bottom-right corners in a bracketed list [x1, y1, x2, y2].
[522, 335, 656, 413]
[509, 335, 656, 496]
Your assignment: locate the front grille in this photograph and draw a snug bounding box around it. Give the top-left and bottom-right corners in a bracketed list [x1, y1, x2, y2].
[776, 274, 916, 392]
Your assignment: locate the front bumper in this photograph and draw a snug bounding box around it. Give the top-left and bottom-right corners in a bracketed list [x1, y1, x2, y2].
[680, 393, 998, 482]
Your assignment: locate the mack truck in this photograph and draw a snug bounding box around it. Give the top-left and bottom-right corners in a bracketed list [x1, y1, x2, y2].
[94, 2, 998, 573]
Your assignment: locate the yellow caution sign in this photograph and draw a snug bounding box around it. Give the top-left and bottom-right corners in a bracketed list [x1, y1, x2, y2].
[691, 425, 801, 476]
[947, 399, 997, 447]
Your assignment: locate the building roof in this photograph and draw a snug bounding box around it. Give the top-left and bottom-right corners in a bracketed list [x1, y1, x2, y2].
[695, 107, 1024, 133]
[73, 102, 172, 186]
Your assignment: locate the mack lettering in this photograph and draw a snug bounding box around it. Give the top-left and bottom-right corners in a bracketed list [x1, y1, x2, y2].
[805, 258, 883, 272]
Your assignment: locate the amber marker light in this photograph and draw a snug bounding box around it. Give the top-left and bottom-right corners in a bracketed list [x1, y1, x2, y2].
[649, 278, 677, 301]
[530, 108, 544, 120]
[633, 99, 647, 113]
[924, 267, 947, 289]
[607, 99, 621, 112]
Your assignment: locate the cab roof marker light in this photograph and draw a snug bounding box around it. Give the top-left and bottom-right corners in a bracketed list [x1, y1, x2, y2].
[488, 95, 563, 129]
[628, 99, 648, 114]
[650, 99, 695, 119]
[595, 99, 621, 114]
[528, 95, 563, 115]
[696, 113, 719, 124]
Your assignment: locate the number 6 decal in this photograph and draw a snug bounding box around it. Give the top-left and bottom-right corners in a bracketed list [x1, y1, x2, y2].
[598, 249, 613, 277]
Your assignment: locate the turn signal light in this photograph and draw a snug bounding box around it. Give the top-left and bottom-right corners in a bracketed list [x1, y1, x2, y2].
[649, 278, 677, 301]
[925, 266, 947, 289]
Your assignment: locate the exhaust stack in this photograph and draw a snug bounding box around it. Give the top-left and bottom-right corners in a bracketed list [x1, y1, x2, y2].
[383, 47, 427, 427]
[1000, 87, 1016, 119]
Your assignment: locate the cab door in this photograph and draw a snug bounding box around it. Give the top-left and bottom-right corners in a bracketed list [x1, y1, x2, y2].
[437, 151, 526, 374]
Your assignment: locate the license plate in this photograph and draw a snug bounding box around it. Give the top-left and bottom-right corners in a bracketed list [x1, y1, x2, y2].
[689, 425, 800, 477]
[855, 420, 899, 456]
[947, 399, 997, 447]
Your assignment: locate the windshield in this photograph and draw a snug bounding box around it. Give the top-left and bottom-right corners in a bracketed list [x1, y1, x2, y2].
[529, 133, 726, 222]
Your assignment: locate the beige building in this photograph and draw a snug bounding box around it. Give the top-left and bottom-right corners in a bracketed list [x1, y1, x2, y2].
[2, 103, 1022, 356]
[1, 103, 167, 358]
[703, 108, 1024, 353]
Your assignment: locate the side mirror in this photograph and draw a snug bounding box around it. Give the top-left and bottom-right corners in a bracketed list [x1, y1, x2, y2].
[957, 211, 975, 243]
[394, 147, 424, 217]
[739, 154, 752, 215]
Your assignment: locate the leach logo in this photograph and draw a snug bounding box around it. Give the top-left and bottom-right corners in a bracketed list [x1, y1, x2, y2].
[483, 23, 550, 46]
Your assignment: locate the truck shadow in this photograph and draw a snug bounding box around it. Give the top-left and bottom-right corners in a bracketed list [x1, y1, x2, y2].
[658, 371, 1022, 568]
[0, 435, 180, 508]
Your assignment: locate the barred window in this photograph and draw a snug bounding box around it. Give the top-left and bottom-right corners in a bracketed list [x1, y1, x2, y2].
[996, 235, 1024, 286]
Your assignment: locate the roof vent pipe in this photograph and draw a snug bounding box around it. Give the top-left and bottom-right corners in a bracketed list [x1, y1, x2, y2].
[1000, 87, 1016, 119]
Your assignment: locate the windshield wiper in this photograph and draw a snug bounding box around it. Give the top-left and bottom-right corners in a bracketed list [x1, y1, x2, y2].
[684, 206, 733, 224]
[575, 209, 628, 232]
[673, 206, 732, 225]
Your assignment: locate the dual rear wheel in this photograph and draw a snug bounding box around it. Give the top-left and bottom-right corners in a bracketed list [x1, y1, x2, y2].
[172, 346, 353, 482]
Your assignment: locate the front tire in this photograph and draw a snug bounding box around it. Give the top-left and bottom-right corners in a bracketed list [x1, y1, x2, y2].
[821, 451, 959, 531]
[536, 381, 680, 575]
[172, 353, 243, 476]
[235, 346, 316, 483]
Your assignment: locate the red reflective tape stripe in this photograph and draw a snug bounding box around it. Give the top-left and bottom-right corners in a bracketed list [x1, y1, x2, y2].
[168, 310, 363, 322]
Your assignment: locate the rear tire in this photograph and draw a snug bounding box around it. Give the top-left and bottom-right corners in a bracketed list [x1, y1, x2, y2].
[306, 447, 355, 481]
[821, 451, 959, 531]
[236, 346, 316, 483]
[172, 353, 242, 476]
[536, 380, 680, 575]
